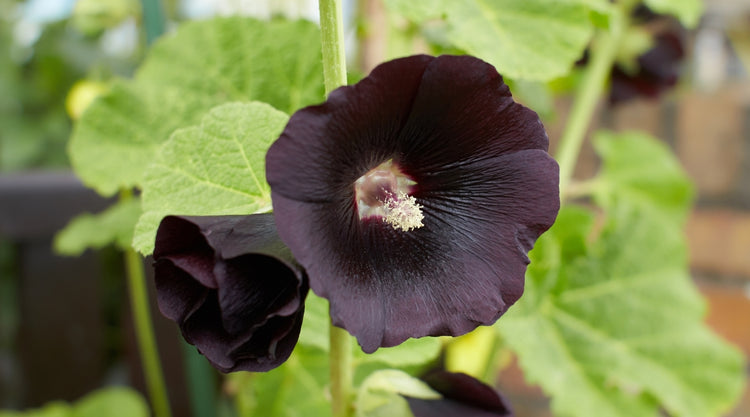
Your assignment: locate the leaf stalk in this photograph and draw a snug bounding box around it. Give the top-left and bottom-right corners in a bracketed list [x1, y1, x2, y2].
[121, 190, 172, 417]
[555, 1, 636, 198]
[318, 0, 355, 416]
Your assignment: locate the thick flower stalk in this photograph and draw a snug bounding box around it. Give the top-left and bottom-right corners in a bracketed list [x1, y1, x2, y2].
[153, 214, 308, 372]
[266, 54, 560, 353]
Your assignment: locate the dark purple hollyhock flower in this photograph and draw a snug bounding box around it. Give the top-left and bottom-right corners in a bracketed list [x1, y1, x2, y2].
[153, 213, 308, 372]
[266, 54, 559, 353]
[405, 371, 513, 417]
[610, 32, 685, 104]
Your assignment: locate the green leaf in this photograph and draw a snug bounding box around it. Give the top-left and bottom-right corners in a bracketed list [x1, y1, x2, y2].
[444, 326, 498, 380]
[386, 0, 595, 81]
[360, 370, 440, 400]
[69, 17, 324, 196]
[592, 131, 694, 224]
[578, 0, 614, 30]
[0, 403, 69, 417]
[506, 78, 555, 120]
[132, 101, 286, 255]
[382, 0, 450, 22]
[356, 370, 439, 417]
[515, 206, 594, 311]
[54, 199, 142, 256]
[444, 0, 594, 80]
[73, 388, 149, 417]
[69, 82, 192, 196]
[356, 338, 441, 368]
[643, 0, 703, 28]
[298, 293, 331, 352]
[233, 345, 331, 417]
[0, 388, 147, 417]
[136, 17, 324, 115]
[500, 205, 747, 417]
[573, 0, 611, 10]
[615, 27, 655, 75]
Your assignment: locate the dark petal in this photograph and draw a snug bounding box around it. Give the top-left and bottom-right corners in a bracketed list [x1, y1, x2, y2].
[189, 214, 295, 261]
[421, 371, 512, 412]
[179, 292, 238, 370]
[182, 296, 304, 373]
[154, 216, 219, 288]
[267, 54, 559, 352]
[610, 32, 684, 104]
[154, 258, 210, 323]
[639, 33, 684, 81]
[228, 312, 305, 372]
[266, 54, 434, 202]
[406, 400, 511, 417]
[398, 55, 548, 170]
[153, 215, 281, 321]
[405, 371, 513, 417]
[272, 150, 558, 352]
[215, 254, 305, 336]
[152, 214, 308, 372]
[154, 215, 212, 257]
[267, 55, 548, 204]
[157, 213, 292, 260]
[609, 69, 655, 104]
[632, 4, 659, 22]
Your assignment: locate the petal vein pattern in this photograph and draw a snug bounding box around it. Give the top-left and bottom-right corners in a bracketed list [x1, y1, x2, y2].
[266, 54, 560, 353]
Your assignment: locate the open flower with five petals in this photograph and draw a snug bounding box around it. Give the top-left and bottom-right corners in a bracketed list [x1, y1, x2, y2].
[266, 54, 560, 353]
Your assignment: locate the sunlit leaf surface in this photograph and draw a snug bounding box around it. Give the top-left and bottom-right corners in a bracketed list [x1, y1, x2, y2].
[54, 198, 141, 255]
[592, 131, 694, 223]
[644, 0, 702, 28]
[69, 17, 323, 196]
[133, 102, 287, 255]
[385, 0, 595, 81]
[501, 204, 746, 417]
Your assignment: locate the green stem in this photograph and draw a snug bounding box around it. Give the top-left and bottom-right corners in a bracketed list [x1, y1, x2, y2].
[565, 177, 601, 200]
[140, 0, 167, 45]
[181, 341, 217, 417]
[318, 1, 354, 416]
[330, 324, 354, 417]
[121, 192, 172, 417]
[555, 1, 636, 198]
[319, 0, 348, 93]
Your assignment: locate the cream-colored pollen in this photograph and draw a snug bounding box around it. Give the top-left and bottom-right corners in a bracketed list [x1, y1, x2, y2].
[355, 159, 424, 232]
[383, 191, 424, 232]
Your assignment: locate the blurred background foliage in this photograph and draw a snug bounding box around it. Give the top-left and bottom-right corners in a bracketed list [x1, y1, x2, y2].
[0, 0, 142, 171]
[0, 0, 326, 172]
[2, 0, 750, 416]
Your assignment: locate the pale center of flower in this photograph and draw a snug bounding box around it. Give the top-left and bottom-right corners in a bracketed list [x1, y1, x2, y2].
[354, 160, 424, 232]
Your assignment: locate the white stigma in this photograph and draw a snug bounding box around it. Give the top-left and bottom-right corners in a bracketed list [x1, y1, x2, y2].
[354, 159, 424, 232]
[383, 191, 424, 232]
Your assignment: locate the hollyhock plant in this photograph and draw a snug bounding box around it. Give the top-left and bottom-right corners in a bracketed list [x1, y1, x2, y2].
[152, 213, 308, 372]
[266, 54, 560, 353]
[405, 371, 513, 417]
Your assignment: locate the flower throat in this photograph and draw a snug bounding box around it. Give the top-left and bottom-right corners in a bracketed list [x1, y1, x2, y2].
[354, 159, 424, 231]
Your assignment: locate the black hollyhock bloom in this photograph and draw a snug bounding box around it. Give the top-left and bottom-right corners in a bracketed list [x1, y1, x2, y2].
[574, 7, 686, 105]
[266, 54, 559, 353]
[610, 31, 685, 104]
[153, 214, 308, 372]
[404, 371, 513, 417]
